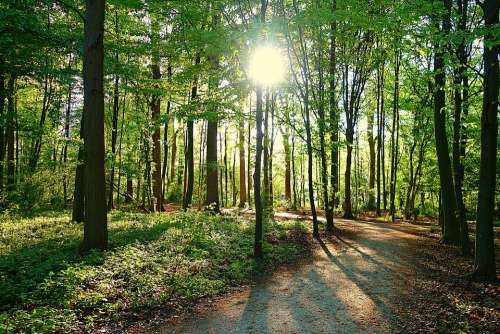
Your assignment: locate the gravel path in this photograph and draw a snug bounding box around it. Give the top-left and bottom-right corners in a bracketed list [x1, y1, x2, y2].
[160, 218, 427, 334]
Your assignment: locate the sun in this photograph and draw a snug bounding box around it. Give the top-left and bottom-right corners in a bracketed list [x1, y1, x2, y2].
[249, 46, 286, 86]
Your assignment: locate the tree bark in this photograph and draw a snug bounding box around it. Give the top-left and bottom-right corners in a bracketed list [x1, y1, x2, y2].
[0, 69, 6, 195]
[183, 55, 200, 210]
[328, 0, 338, 229]
[453, 0, 470, 255]
[72, 113, 85, 222]
[432, 0, 460, 245]
[238, 118, 246, 207]
[473, 0, 498, 281]
[6, 76, 15, 192]
[150, 14, 163, 212]
[81, 0, 107, 252]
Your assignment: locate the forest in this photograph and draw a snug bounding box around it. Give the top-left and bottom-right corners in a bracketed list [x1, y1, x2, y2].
[0, 0, 498, 333]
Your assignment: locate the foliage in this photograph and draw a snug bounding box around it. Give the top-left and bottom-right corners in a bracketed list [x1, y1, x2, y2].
[0, 210, 310, 333]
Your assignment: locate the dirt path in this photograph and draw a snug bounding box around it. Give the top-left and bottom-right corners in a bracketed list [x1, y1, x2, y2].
[158, 218, 429, 334]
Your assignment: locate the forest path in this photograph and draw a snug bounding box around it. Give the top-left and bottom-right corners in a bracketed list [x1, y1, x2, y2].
[160, 217, 428, 334]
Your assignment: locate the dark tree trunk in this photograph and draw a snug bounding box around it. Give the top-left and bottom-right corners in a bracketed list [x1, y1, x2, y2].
[108, 33, 119, 211]
[63, 62, 73, 204]
[367, 109, 376, 210]
[239, 118, 246, 207]
[254, 86, 264, 258]
[72, 113, 85, 222]
[81, 0, 107, 252]
[0, 69, 5, 195]
[6, 76, 15, 192]
[453, 0, 470, 255]
[170, 125, 177, 184]
[183, 56, 200, 210]
[283, 129, 291, 202]
[206, 39, 219, 211]
[376, 57, 382, 216]
[473, 0, 498, 281]
[316, 22, 334, 230]
[328, 0, 338, 230]
[389, 50, 400, 222]
[151, 35, 162, 212]
[247, 110, 252, 206]
[162, 66, 172, 201]
[432, 0, 460, 245]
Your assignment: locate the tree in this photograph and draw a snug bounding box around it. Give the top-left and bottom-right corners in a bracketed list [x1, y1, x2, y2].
[80, 0, 107, 253]
[473, 0, 498, 281]
[432, 0, 460, 245]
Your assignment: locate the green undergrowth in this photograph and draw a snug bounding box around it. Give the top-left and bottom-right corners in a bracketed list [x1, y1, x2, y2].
[0, 210, 310, 333]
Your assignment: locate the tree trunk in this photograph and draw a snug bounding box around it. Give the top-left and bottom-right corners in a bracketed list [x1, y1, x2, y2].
[6, 76, 15, 192]
[170, 124, 177, 184]
[81, 0, 107, 252]
[108, 39, 119, 211]
[183, 56, 200, 210]
[72, 113, 85, 222]
[433, 0, 460, 245]
[150, 16, 163, 212]
[367, 108, 376, 210]
[390, 49, 400, 222]
[473, 0, 498, 281]
[283, 129, 291, 202]
[254, 85, 264, 258]
[453, 0, 470, 255]
[0, 69, 6, 196]
[238, 118, 246, 207]
[162, 66, 172, 201]
[328, 0, 338, 229]
[376, 57, 382, 216]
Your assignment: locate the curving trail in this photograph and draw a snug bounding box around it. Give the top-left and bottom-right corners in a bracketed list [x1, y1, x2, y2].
[160, 217, 429, 334]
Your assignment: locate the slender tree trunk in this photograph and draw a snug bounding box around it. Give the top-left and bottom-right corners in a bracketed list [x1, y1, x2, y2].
[328, 0, 338, 229]
[381, 61, 387, 211]
[390, 50, 400, 222]
[291, 134, 297, 210]
[150, 19, 163, 212]
[108, 36, 119, 211]
[453, 0, 470, 255]
[433, 0, 460, 245]
[6, 76, 15, 192]
[224, 127, 228, 207]
[238, 118, 246, 207]
[183, 55, 200, 210]
[72, 113, 85, 222]
[367, 108, 376, 210]
[247, 109, 252, 206]
[263, 91, 270, 209]
[81, 0, 107, 252]
[376, 58, 382, 216]
[473, 0, 498, 281]
[254, 85, 264, 258]
[316, 23, 334, 230]
[283, 129, 291, 202]
[162, 66, 172, 202]
[0, 69, 5, 195]
[63, 64, 73, 204]
[170, 124, 177, 184]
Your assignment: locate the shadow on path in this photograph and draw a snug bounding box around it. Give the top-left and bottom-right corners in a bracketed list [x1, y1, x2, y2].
[162, 219, 419, 334]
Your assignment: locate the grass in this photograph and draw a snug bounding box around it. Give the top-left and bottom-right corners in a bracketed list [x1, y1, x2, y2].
[0, 210, 310, 333]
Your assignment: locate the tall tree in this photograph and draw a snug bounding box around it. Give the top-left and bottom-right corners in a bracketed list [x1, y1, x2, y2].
[80, 0, 107, 252]
[432, 0, 460, 245]
[473, 0, 498, 281]
[150, 9, 163, 212]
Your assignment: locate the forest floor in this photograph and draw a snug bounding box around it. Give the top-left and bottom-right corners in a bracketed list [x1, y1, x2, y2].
[151, 211, 499, 334]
